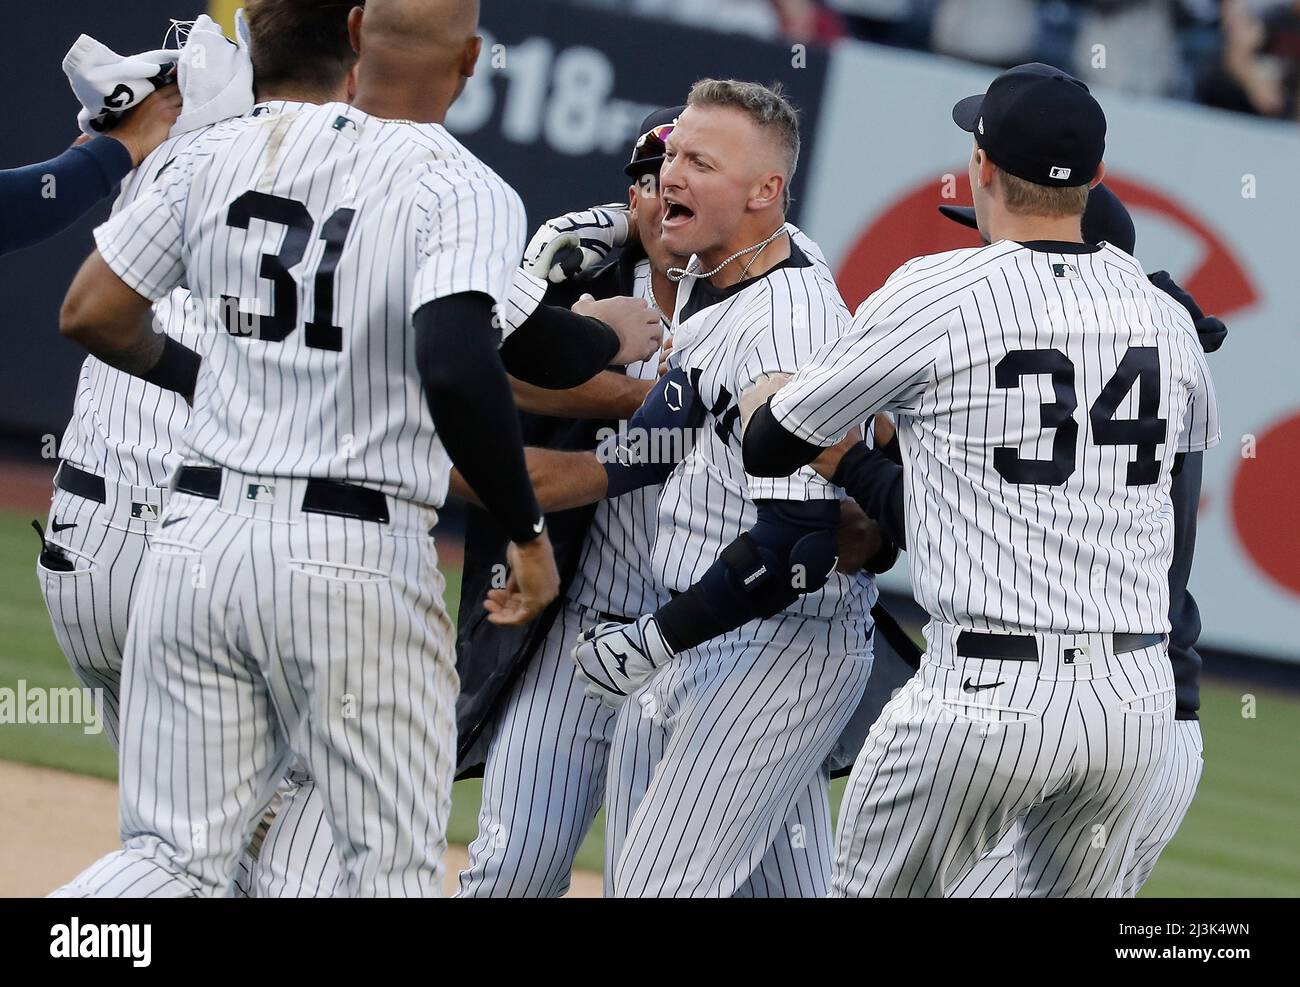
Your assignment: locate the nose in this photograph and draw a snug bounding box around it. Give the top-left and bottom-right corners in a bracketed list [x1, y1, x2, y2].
[660, 154, 685, 194]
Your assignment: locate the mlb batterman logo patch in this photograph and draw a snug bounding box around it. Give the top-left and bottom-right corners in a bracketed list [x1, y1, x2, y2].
[332, 115, 361, 141]
[1049, 165, 1072, 180]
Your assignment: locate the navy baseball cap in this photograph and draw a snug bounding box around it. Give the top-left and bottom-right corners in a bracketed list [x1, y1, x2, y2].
[952, 63, 1106, 188]
[625, 105, 686, 178]
[938, 182, 1136, 254]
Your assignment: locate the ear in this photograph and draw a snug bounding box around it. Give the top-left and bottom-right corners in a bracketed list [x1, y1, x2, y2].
[462, 36, 483, 79]
[750, 172, 785, 212]
[1089, 161, 1106, 188]
[348, 5, 364, 55]
[976, 149, 996, 189]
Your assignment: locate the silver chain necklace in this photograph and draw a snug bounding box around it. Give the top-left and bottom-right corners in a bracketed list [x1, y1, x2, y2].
[667, 225, 789, 284]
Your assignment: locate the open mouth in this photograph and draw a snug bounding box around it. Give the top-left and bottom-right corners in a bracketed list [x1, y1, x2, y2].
[663, 201, 696, 226]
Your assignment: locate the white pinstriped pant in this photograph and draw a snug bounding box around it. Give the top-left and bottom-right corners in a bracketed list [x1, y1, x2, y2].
[949, 719, 1204, 897]
[833, 624, 1176, 898]
[50, 478, 456, 898]
[459, 602, 861, 897]
[38, 480, 341, 897]
[604, 613, 873, 897]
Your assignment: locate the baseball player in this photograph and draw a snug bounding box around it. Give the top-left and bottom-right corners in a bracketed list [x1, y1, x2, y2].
[559, 80, 879, 897]
[49, 0, 559, 898]
[454, 107, 682, 898]
[816, 186, 1227, 897]
[740, 63, 1219, 897]
[36, 3, 355, 898]
[927, 189, 1226, 897]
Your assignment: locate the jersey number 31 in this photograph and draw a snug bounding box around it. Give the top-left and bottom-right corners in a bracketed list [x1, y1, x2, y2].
[221, 191, 356, 352]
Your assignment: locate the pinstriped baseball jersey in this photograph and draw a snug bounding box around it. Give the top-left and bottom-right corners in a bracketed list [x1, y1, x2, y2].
[56, 131, 211, 488]
[93, 100, 526, 507]
[569, 256, 670, 617]
[770, 240, 1220, 634]
[653, 223, 876, 620]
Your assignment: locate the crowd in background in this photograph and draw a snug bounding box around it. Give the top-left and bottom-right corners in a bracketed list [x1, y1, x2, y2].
[568, 0, 1300, 122]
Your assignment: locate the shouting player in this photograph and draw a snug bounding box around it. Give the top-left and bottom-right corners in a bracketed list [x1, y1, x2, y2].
[561, 80, 879, 897]
[742, 63, 1219, 896]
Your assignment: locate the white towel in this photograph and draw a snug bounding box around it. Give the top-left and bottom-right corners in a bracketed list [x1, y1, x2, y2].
[62, 11, 254, 139]
[171, 12, 254, 137]
[63, 35, 176, 135]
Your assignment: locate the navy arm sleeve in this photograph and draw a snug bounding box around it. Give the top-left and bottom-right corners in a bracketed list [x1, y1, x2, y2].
[831, 442, 908, 551]
[415, 292, 544, 544]
[498, 302, 620, 389]
[0, 137, 133, 257]
[742, 398, 824, 477]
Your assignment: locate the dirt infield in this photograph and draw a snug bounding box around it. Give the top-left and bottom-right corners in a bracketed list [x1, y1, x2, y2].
[0, 760, 600, 898]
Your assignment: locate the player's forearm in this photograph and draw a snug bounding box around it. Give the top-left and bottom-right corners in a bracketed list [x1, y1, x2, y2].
[742, 399, 826, 477]
[832, 442, 908, 551]
[652, 500, 839, 654]
[0, 137, 133, 256]
[60, 249, 199, 398]
[510, 371, 654, 419]
[451, 446, 613, 512]
[499, 303, 620, 389]
[415, 294, 543, 544]
[524, 447, 609, 512]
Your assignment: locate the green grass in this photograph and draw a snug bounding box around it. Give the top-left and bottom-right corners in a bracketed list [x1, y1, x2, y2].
[2, 508, 1297, 896]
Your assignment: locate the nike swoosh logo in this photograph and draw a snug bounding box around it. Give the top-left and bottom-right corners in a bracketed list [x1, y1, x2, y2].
[533, 517, 545, 534]
[962, 678, 1004, 693]
[159, 516, 190, 529]
[50, 520, 77, 533]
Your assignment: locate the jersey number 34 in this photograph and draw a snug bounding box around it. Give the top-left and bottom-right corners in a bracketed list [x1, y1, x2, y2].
[994, 346, 1168, 487]
[221, 191, 356, 352]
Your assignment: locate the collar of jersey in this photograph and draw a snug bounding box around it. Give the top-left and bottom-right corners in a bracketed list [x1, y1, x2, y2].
[1015, 239, 1102, 255]
[678, 235, 812, 325]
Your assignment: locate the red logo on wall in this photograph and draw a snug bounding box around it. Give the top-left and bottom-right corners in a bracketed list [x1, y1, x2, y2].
[835, 171, 1257, 317]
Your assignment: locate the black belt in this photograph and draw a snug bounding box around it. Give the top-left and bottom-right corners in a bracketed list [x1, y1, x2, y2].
[956, 630, 1165, 661]
[55, 462, 107, 504]
[174, 466, 391, 524]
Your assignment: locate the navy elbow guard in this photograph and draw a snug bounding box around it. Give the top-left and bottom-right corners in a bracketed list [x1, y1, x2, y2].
[601, 366, 704, 498]
[653, 500, 840, 654]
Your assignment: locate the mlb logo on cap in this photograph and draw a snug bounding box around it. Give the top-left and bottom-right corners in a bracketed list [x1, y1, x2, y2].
[1049, 166, 1072, 180]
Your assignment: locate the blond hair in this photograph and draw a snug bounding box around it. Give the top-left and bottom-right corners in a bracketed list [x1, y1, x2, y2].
[1000, 172, 1090, 218]
[687, 78, 800, 211]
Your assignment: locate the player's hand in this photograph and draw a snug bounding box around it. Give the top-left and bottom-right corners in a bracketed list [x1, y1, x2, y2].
[657, 334, 674, 377]
[1148, 270, 1228, 354]
[872, 413, 896, 448]
[811, 426, 862, 482]
[835, 499, 884, 574]
[739, 372, 792, 432]
[573, 293, 662, 366]
[104, 84, 182, 167]
[571, 614, 674, 708]
[485, 533, 560, 625]
[522, 205, 630, 283]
